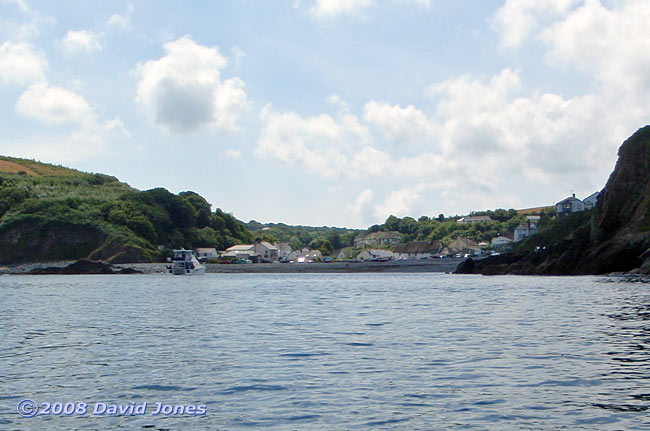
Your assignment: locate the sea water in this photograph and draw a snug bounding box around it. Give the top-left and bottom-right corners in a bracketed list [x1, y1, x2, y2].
[1, 273, 648, 430]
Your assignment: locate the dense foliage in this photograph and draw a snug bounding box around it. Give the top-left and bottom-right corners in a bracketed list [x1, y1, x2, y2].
[367, 209, 554, 246]
[246, 221, 361, 251]
[0, 156, 251, 263]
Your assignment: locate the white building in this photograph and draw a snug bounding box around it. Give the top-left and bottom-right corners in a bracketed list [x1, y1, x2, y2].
[457, 215, 493, 224]
[514, 221, 538, 242]
[357, 249, 394, 261]
[583, 191, 600, 209]
[556, 194, 585, 218]
[394, 241, 443, 259]
[491, 236, 512, 249]
[194, 247, 218, 260]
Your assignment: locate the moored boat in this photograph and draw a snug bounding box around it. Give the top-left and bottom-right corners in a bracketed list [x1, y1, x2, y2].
[166, 249, 205, 275]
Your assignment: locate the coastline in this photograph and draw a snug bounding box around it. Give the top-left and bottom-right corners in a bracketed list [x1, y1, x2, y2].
[0, 258, 464, 275]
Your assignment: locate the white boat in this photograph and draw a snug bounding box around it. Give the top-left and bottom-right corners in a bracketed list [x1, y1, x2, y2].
[166, 249, 205, 275]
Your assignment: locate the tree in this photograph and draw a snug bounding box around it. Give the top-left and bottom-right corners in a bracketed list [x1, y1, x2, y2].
[384, 215, 400, 232]
[327, 232, 342, 249]
[319, 239, 334, 256]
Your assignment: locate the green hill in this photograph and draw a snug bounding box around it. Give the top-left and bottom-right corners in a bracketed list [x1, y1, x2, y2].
[0, 156, 252, 263]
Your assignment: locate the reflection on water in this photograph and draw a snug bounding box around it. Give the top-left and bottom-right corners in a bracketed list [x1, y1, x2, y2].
[0, 274, 649, 430]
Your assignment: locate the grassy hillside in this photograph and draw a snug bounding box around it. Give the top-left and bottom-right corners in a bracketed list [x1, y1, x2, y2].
[0, 156, 252, 263]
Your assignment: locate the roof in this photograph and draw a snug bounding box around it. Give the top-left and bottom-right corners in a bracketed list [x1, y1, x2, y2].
[394, 241, 442, 254]
[195, 247, 217, 252]
[449, 237, 478, 250]
[556, 196, 582, 205]
[583, 191, 600, 201]
[457, 215, 493, 223]
[259, 241, 278, 250]
[226, 244, 254, 251]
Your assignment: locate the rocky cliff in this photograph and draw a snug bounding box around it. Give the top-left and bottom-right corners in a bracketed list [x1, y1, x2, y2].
[456, 125, 650, 275]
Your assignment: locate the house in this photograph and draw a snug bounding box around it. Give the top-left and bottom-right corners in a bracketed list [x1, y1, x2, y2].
[357, 249, 394, 261]
[583, 191, 600, 209]
[556, 194, 585, 218]
[354, 231, 402, 248]
[394, 241, 443, 259]
[223, 244, 259, 262]
[331, 249, 347, 260]
[291, 248, 321, 263]
[457, 215, 493, 224]
[491, 236, 512, 249]
[254, 241, 279, 262]
[514, 221, 538, 242]
[194, 247, 218, 260]
[448, 237, 481, 256]
[222, 241, 278, 263]
[275, 242, 293, 260]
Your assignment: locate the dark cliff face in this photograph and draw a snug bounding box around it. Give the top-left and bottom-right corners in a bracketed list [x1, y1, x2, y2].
[592, 125, 650, 242]
[584, 126, 650, 273]
[457, 125, 650, 275]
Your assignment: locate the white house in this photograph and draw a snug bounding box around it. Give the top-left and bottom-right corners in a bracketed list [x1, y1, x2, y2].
[491, 236, 512, 248]
[457, 215, 493, 224]
[275, 242, 293, 260]
[194, 247, 218, 260]
[254, 241, 279, 262]
[357, 249, 394, 261]
[514, 221, 538, 242]
[556, 194, 585, 218]
[223, 244, 257, 261]
[583, 191, 600, 209]
[394, 241, 443, 259]
[222, 241, 278, 262]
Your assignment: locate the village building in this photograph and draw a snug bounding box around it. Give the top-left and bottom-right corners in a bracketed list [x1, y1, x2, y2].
[357, 249, 394, 261]
[448, 237, 481, 256]
[556, 194, 585, 218]
[354, 231, 402, 248]
[223, 244, 258, 262]
[194, 247, 218, 260]
[275, 242, 293, 260]
[254, 241, 278, 262]
[456, 215, 493, 224]
[394, 241, 443, 259]
[491, 236, 513, 249]
[514, 221, 538, 242]
[583, 191, 600, 209]
[223, 241, 279, 263]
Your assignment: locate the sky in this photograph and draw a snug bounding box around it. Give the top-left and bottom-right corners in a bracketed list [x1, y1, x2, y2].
[1, 0, 649, 228]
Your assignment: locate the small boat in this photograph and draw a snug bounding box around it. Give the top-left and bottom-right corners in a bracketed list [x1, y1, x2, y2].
[166, 249, 206, 275]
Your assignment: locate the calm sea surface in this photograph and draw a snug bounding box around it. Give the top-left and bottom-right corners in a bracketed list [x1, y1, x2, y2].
[1, 273, 649, 430]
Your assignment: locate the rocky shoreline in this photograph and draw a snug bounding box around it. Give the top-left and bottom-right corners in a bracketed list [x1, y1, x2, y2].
[1, 258, 463, 275]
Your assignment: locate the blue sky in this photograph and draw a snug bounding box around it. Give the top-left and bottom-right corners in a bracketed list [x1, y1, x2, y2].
[1, 0, 649, 228]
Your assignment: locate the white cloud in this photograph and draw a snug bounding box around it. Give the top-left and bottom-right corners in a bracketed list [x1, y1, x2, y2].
[347, 188, 374, 215]
[374, 184, 426, 220]
[59, 30, 103, 54]
[310, 0, 373, 18]
[541, 0, 650, 95]
[363, 100, 438, 145]
[16, 82, 94, 125]
[493, 0, 581, 48]
[0, 41, 47, 85]
[107, 3, 134, 28]
[399, 0, 430, 8]
[136, 35, 247, 134]
[257, 106, 364, 176]
[224, 149, 241, 158]
[7, 0, 31, 13]
[2, 121, 127, 164]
